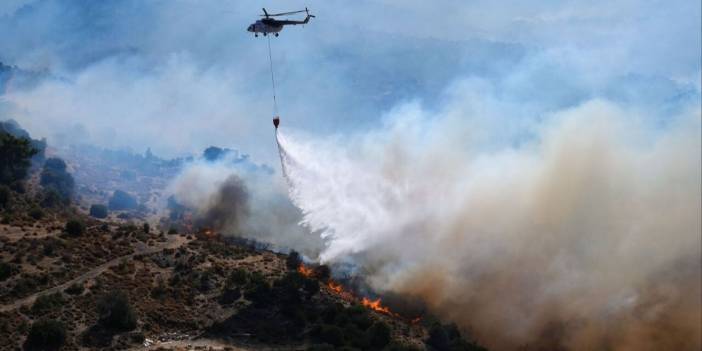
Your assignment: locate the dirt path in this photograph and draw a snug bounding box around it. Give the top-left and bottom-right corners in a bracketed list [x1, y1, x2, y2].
[135, 337, 252, 351]
[0, 234, 190, 313]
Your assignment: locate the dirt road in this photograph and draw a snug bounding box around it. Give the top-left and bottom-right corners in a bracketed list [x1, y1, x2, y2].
[0, 234, 190, 313]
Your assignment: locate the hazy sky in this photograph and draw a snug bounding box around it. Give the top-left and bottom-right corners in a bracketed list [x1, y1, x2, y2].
[0, 0, 699, 163]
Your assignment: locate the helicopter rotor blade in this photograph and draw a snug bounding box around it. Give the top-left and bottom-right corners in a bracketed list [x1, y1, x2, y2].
[260, 9, 307, 17]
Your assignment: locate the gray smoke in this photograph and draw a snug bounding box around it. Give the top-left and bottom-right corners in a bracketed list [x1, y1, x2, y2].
[167, 156, 323, 256]
[276, 98, 701, 350]
[192, 175, 249, 233]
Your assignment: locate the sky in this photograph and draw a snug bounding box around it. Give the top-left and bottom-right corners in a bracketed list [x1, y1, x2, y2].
[0, 0, 699, 163]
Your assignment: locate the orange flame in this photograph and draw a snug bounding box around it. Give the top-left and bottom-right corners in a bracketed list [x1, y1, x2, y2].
[327, 281, 344, 294]
[297, 264, 314, 278]
[361, 297, 394, 315]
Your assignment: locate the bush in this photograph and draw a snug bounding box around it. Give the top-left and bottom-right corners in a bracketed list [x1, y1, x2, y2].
[29, 207, 44, 220]
[65, 220, 85, 236]
[244, 272, 271, 306]
[23, 319, 66, 351]
[89, 204, 108, 219]
[0, 262, 17, 281]
[218, 288, 242, 305]
[38, 189, 61, 208]
[108, 190, 137, 211]
[0, 185, 9, 208]
[203, 146, 231, 161]
[32, 293, 65, 314]
[40, 158, 74, 203]
[226, 268, 248, 287]
[65, 282, 85, 295]
[97, 291, 137, 331]
[42, 238, 62, 257]
[142, 222, 150, 234]
[286, 250, 302, 270]
[0, 131, 37, 185]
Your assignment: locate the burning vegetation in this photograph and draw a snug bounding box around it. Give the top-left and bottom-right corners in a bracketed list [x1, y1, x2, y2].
[295, 259, 421, 325]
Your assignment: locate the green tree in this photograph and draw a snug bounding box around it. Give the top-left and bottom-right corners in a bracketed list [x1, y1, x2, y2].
[65, 219, 85, 236]
[0, 184, 9, 208]
[89, 204, 108, 218]
[0, 131, 37, 185]
[108, 190, 137, 210]
[97, 291, 137, 331]
[24, 319, 66, 351]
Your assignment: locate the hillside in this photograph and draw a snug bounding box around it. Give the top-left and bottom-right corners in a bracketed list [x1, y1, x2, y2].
[0, 128, 487, 351]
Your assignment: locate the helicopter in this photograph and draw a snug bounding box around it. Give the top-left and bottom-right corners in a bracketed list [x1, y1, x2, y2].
[247, 8, 315, 37]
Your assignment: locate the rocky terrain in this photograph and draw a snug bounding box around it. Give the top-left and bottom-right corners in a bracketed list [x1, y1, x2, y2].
[0, 205, 468, 350]
[0, 123, 487, 351]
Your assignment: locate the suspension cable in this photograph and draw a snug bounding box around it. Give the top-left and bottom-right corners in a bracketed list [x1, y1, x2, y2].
[267, 35, 279, 117]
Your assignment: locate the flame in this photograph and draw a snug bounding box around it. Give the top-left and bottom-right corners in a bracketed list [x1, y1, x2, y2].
[297, 264, 314, 278]
[361, 297, 394, 315]
[411, 317, 421, 324]
[198, 227, 217, 239]
[327, 281, 344, 294]
[291, 262, 411, 321]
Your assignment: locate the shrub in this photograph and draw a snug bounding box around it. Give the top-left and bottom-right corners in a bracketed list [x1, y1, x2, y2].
[24, 319, 66, 351]
[226, 268, 248, 287]
[65, 219, 85, 236]
[32, 293, 65, 314]
[40, 188, 63, 208]
[244, 272, 271, 306]
[0, 185, 9, 208]
[42, 239, 62, 257]
[198, 271, 213, 292]
[286, 250, 302, 270]
[0, 262, 17, 281]
[65, 282, 85, 295]
[97, 291, 137, 331]
[108, 190, 137, 211]
[142, 222, 150, 234]
[150, 277, 167, 299]
[203, 146, 231, 161]
[167, 227, 178, 234]
[89, 204, 108, 218]
[218, 288, 242, 305]
[0, 131, 37, 185]
[29, 206, 44, 220]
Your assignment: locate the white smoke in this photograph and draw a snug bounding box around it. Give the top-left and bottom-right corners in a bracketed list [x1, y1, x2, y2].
[167, 155, 323, 255]
[277, 97, 701, 350]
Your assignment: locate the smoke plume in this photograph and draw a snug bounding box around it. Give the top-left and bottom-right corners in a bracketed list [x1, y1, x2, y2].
[167, 156, 323, 255]
[276, 98, 701, 350]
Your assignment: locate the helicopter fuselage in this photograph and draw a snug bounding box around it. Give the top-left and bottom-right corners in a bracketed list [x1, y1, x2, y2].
[247, 20, 283, 35]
